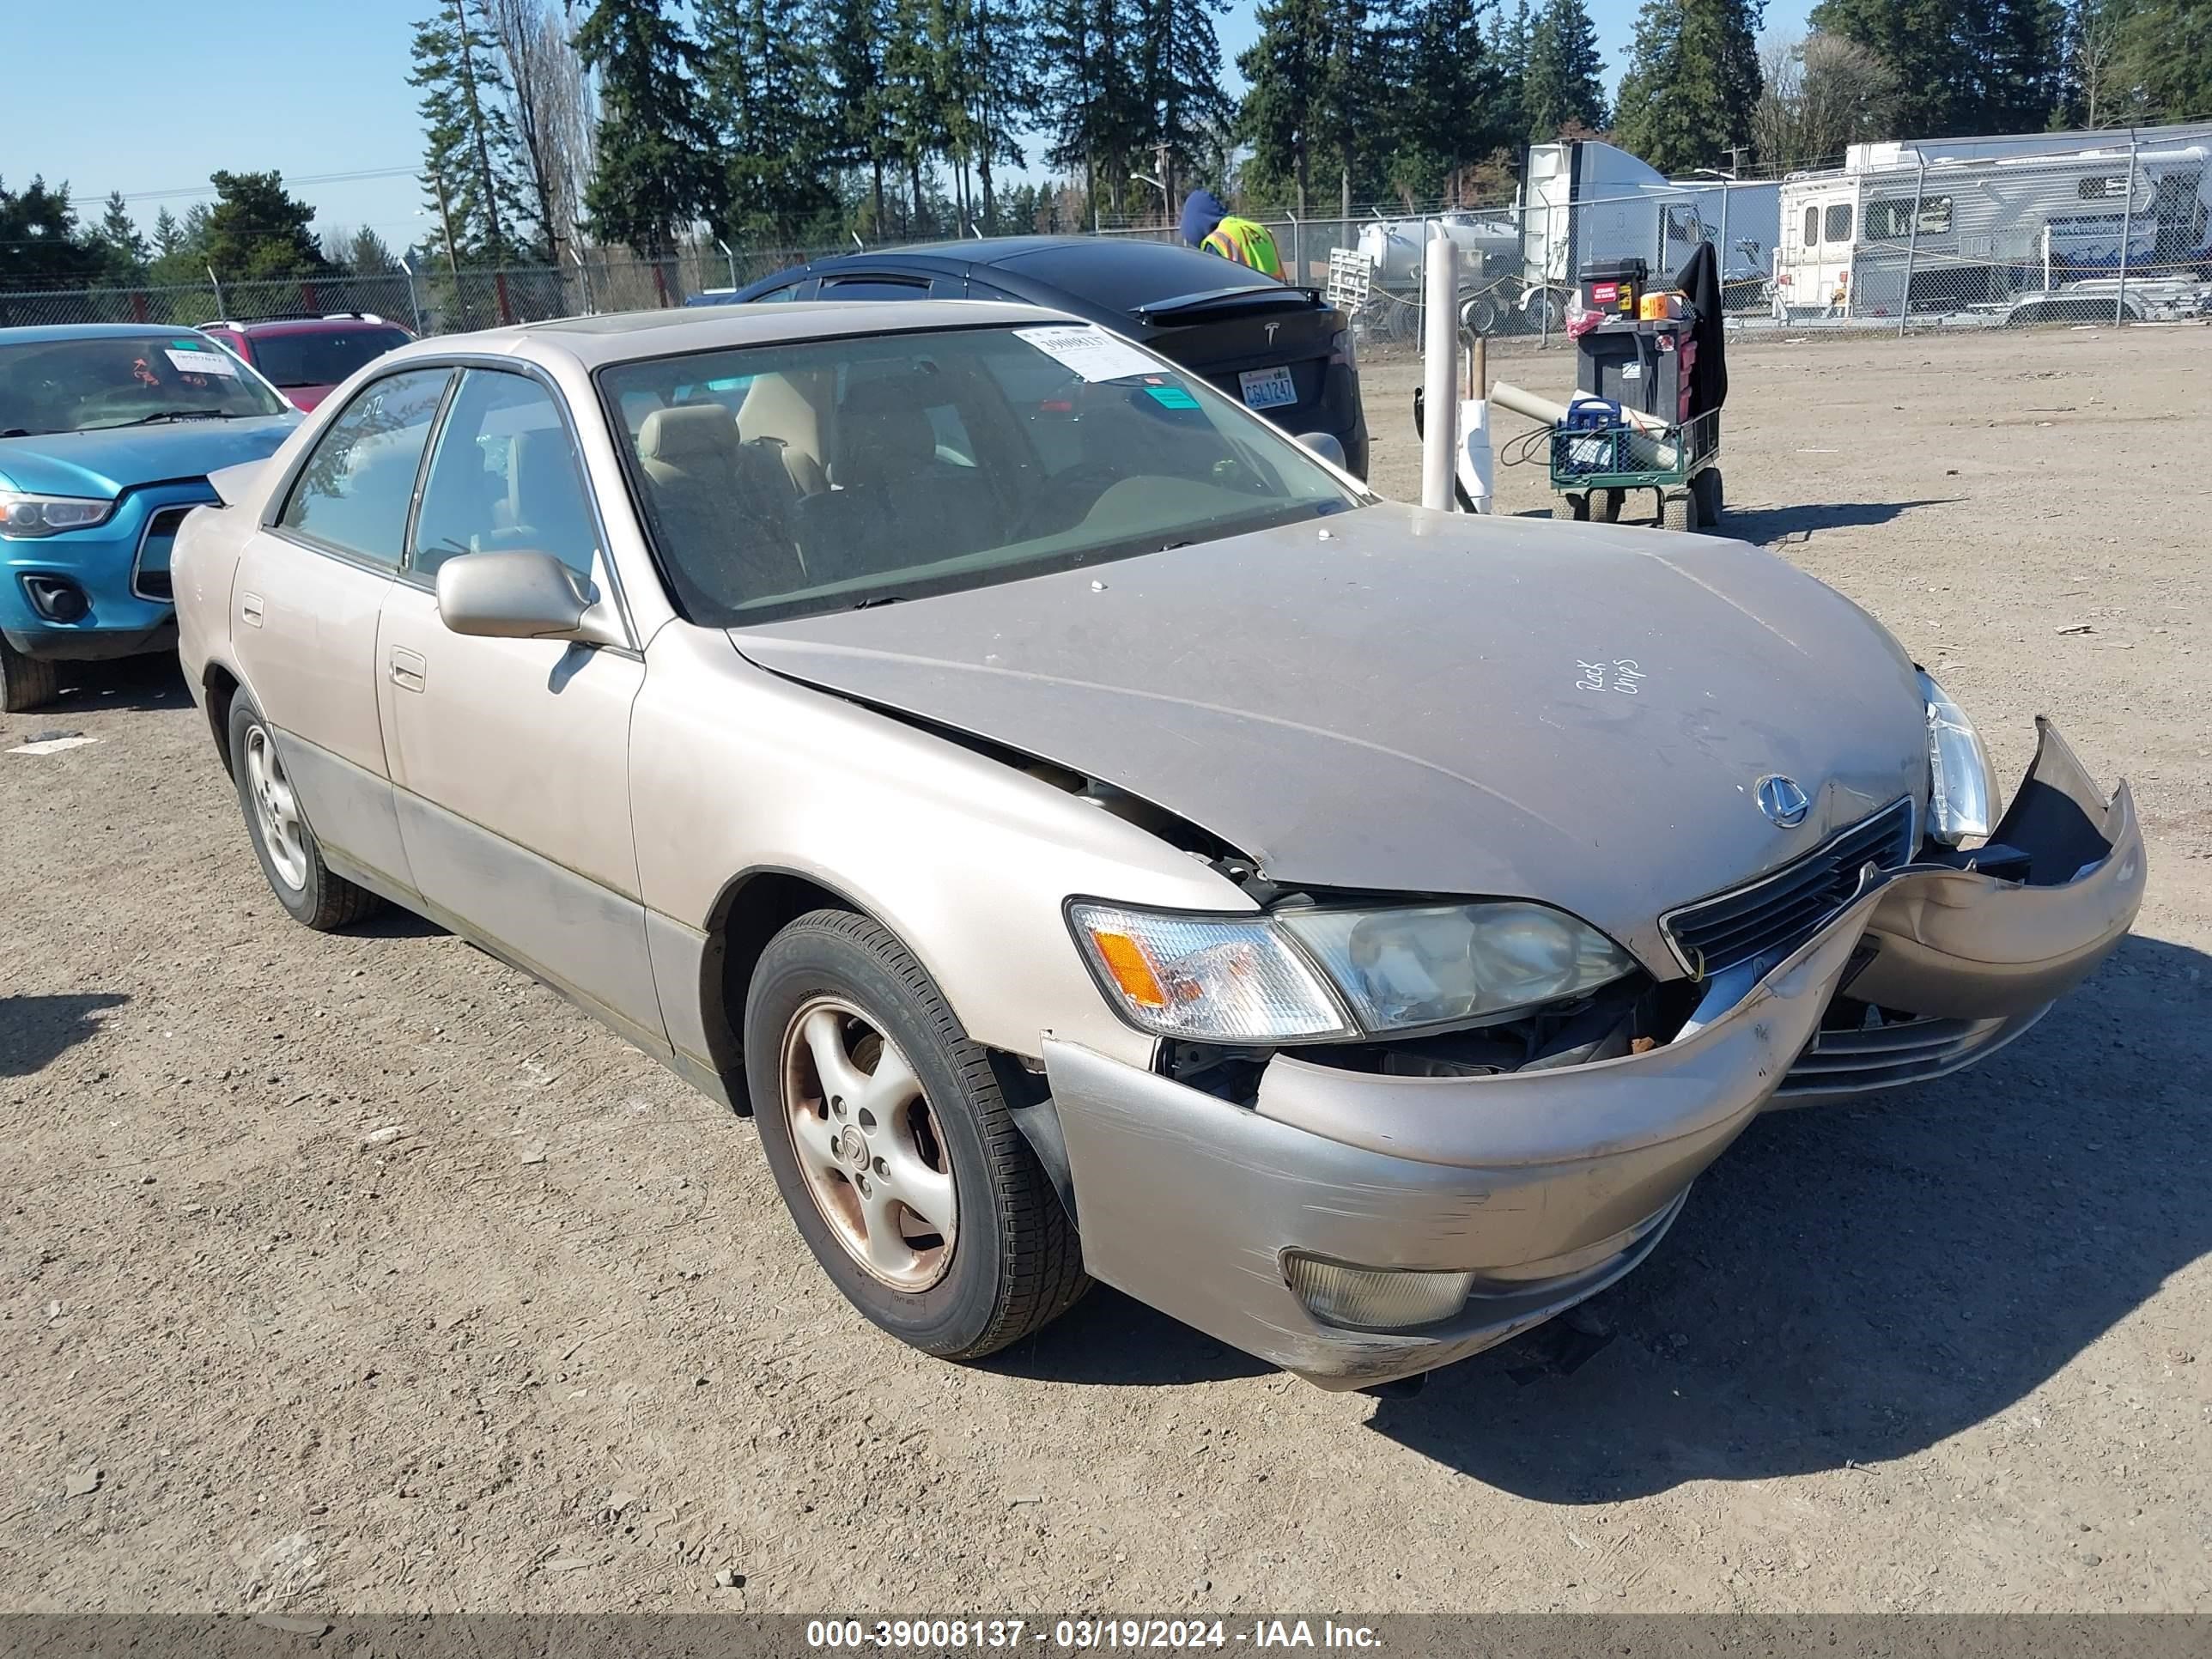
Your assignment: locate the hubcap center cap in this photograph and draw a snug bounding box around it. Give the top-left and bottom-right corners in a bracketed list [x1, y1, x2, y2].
[836, 1124, 870, 1172]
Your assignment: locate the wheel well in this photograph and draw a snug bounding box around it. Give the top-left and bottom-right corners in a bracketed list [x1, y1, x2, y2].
[702, 870, 867, 1114]
[203, 663, 242, 777]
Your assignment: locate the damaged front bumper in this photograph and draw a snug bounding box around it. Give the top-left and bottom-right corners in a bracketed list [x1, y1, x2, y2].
[1044, 720, 2143, 1389]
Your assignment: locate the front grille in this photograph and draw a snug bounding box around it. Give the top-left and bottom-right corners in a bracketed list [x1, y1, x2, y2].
[1662, 798, 1915, 976]
[132, 504, 198, 603]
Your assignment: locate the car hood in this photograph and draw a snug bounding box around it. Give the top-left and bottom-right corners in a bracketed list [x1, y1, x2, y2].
[732, 502, 1931, 971]
[0, 415, 298, 499]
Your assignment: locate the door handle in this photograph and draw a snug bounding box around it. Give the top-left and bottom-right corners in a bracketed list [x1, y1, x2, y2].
[389, 647, 427, 694]
[240, 592, 264, 628]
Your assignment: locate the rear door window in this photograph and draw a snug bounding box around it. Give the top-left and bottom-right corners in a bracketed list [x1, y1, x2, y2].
[819, 274, 932, 300]
[1825, 203, 1854, 243]
[1803, 205, 1820, 246]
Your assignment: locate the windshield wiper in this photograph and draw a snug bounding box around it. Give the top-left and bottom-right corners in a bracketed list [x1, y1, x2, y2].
[853, 594, 906, 610]
[0, 428, 32, 440]
[106, 409, 238, 428]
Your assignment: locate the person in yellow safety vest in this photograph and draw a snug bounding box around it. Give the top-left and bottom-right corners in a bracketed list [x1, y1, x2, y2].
[1178, 189, 1286, 282]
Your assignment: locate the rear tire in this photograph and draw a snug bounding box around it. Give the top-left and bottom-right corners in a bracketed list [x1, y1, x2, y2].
[0, 639, 60, 714]
[1592, 488, 1624, 524]
[1553, 492, 1590, 522]
[227, 696, 382, 931]
[746, 908, 1089, 1361]
[1661, 489, 1698, 532]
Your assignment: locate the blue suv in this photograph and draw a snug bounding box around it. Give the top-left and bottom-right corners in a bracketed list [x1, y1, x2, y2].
[1, 324, 300, 711]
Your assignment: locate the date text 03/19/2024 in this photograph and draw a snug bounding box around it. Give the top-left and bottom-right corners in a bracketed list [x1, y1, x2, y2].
[804, 1619, 1384, 1649]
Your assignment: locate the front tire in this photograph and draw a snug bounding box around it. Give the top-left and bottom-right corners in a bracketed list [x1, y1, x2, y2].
[0, 638, 60, 714]
[745, 908, 1088, 1360]
[227, 696, 382, 931]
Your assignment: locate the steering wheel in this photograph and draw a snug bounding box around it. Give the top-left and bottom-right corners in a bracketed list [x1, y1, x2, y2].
[1010, 464, 1127, 541]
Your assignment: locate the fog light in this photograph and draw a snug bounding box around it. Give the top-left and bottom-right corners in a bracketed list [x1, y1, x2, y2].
[21, 575, 89, 623]
[1284, 1254, 1475, 1332]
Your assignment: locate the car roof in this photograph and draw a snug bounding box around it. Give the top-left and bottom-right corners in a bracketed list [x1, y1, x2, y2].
[769, 235, 1293, 313]
[208, 316, 411, 337]
[0, 323, 210, 345]
[420, 298, 1079, 371]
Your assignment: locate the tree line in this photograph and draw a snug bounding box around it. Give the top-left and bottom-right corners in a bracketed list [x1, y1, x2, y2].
[7, 0, 2209, 294]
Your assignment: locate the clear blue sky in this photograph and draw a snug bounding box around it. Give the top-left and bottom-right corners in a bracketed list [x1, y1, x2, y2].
[7, 0, 1813, 243]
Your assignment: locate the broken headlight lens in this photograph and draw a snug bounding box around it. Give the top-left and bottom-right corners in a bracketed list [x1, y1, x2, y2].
[1917, 670, 2001, 845]
[1067, 902, 1358, 1042]
[1279, 902, 1638, 1034]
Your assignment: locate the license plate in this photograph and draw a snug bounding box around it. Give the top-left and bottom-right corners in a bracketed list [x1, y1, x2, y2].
[1238, 365, 1297, 410]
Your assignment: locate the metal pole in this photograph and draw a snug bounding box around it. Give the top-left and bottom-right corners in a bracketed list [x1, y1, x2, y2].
[1287, 211, 1302, 284]
[1717, 182, 1730, 304]
[2115, 134, 2138, 324]
[716, 238, 738, 292]
[568, 238, 592, 316]
[404, 264, 424, 333]
[1899, 161, 1925, 339]
[204, 263, 225, 320]
[1420, 228, 1457, 513]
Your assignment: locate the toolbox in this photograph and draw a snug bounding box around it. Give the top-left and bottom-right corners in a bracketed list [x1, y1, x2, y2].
[1576, 315, 1697, 423]
[1577, 258, 1649, 321]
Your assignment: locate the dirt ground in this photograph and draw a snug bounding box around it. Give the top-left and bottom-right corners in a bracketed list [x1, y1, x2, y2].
[3, 325, 2209, 1616]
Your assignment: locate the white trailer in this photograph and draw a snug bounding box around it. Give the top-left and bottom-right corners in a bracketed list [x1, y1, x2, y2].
[1774, 125, 2212, 322]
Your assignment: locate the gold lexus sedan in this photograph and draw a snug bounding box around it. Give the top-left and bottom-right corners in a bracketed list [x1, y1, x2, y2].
[172, 301, 2142, 1391]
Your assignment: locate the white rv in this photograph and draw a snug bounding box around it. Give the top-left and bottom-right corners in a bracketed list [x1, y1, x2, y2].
[1774, 122, 2212, 322]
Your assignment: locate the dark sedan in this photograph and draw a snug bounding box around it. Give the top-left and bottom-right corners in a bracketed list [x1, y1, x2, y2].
[709, 236, 1368, 478]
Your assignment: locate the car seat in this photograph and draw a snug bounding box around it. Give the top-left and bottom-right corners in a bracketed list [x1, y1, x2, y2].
[797, 374, 985, 585]
[635, 404, 807, 609]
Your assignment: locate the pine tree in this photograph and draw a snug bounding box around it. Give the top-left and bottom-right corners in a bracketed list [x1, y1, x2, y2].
[881, 0, 950, 234]
[1613, 0, 1762, 171]
[204, 171, 329, 280]
[1385, 0, 1501, 205]
[1488, 0, 1534, 141]
[813, 0, 895, 231]
[1522, 0, 1609, 138]
[347, 226, 404, 274]
[2112, 0, 2212, 119]
[1138, 0, 1233, 207]
[97, 191, 149, 277]
[1037, 0, 1147, 218]
[0, 178, 107, 287]
[575, 0, 730, 259]
[410, 0, 533, 264]
[963, 0, 1037, 230]
[699, 0, 836, 240]
[1238, 0, 1335, 211]
[152, 207, 185, 258]
[1809, 0, 2062, 135]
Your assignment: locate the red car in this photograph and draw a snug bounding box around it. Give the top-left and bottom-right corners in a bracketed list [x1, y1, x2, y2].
[198, 314, 415, 411]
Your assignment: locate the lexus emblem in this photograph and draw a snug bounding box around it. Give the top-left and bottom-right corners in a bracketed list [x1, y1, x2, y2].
[1756, 775, 1812, 828]
[1263, 321, 1280, 344]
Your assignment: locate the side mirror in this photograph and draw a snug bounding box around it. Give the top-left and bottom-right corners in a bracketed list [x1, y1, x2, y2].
[434, 550, 623, 647]
[1295, 431, 1346, 469]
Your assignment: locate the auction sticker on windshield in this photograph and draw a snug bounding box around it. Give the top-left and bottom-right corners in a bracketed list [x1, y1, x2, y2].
[165, 348, 239, 376]
[1239, 365, 1297, 410]
[1015, 325, 1160, 383]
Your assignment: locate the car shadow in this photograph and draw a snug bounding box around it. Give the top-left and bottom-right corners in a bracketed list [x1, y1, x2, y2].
[1, 993, 130, 1077]
[983, 1284, 1275, 1388]
[1362, 932, 2210, 1498]
[23, 654, 193, 717]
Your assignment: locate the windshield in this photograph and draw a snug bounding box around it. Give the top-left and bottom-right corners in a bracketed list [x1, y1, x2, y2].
[246, 326, 411, 389]
[0, 334, 288, 436]
[599, 323, 1364, 626]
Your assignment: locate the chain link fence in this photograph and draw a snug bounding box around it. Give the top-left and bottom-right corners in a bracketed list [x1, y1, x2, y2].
[8, 149, 2207, 341]
[0, 243, 852, 335]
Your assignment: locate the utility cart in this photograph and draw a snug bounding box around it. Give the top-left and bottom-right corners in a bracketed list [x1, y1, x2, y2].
[1547, 254, 1728, 532]
[1550, 402, 1722, 530]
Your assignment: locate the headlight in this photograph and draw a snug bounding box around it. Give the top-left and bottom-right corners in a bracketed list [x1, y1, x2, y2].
[1066, 902, 1356, 1042]
[0, 492, 116, 538]
[1917, 670, 2001, 844]
[1279, 902, 1637, 1034]
[1066, 897, 1637, 1043]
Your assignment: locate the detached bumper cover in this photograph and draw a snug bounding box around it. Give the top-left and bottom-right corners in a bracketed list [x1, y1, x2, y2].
[1045, 719, 2142, 1388]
